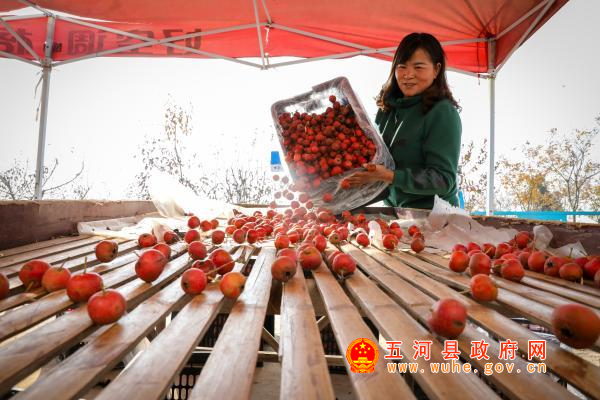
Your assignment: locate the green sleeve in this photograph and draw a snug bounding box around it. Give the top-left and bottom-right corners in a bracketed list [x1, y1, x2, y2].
[392, 101, 461, 196]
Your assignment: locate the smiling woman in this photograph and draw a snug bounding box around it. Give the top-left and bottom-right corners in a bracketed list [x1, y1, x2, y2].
[346, 32, 462, 210]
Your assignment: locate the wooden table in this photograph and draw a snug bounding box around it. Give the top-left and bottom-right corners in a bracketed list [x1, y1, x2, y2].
[0, 232, 599, 400]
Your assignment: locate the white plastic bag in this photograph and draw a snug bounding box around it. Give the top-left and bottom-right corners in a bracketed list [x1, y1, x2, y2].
[421, 196, 517, 252]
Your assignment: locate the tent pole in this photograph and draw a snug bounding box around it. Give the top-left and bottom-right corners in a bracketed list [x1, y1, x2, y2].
[34, 16, 55, 200]
[486, 38, 497, 216]
[487, 75, 496, 216]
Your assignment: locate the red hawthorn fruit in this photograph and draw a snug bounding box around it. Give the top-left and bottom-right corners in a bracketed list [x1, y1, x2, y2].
[482, 243, 496, 258]
[559, 263, 583, 282]
[298, 193, 309, 203]
[382, 234, 398, 250]
[200, 220, 213, 232]
[469, 253, 491, 276]
[544, 256, 564, 277]
[515, 231, 530, 249]
[153, 243, 172, 260]
[449, 251, 469, 273]
[470, 275, 498, 302]
[527, 251, 546, 273]
[500, 259, 525, 282]
[271, 256, 297, 282]
[87, 289, 126, 325]
[411, 237, 425, 253]
[0, 272, 10, 299]
[181, 269, 208, 295]
[192, 259, 217, 281]
[211, 230, 225, 245]
[453, 244, 468, 253]
[19, 260, 51, 289]
[135, 249, 168, 283]
[356, 233, 370, 247]
[95, 240, 119, 263]
[407, 225, 420, 237]
[298, 246, 323, 270]
[188, 241, 208, 260]
[209, 249, 235, 275]
[184, 230, 200, 244]
[187, 216, 201, 229]
[427, 298, 467, 339]
[584, 258, 600, 280]
[467, 242, 481, 253]
[551, 304, 600, 349]
[331, 253, 356, 276]
[163, 230, 179, 244]
[138, 233, 158, 248]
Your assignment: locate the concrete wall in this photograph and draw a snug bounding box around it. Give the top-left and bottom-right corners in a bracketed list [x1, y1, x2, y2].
[0, 200, 157, 250]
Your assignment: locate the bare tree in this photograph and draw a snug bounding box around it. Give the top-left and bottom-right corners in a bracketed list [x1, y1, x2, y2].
[458, 139, 490, 211]
[541, 126, 599, 221]
[129, 98, 273, 204]
[218, 165, 272, 204]
[129, 98, 211, 199]
[0, 158, 90, 200]
[494, 119, 599, 221]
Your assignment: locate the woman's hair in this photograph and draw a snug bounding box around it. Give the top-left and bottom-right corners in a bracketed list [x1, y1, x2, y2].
[376, 32, 460, 114]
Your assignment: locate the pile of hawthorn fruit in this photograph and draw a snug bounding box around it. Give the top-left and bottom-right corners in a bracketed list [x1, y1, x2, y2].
[2, 206, 598, 349]
[275, 95, 377, 200]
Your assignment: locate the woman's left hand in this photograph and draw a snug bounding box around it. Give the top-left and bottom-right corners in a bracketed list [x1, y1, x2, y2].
[345, 164, 394, 188]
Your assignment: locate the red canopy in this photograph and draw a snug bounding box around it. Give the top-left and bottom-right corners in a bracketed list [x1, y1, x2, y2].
[0, 0, 568, 74]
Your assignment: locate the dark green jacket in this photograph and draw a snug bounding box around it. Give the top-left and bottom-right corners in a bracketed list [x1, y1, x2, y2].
[374, 94, 462, 210]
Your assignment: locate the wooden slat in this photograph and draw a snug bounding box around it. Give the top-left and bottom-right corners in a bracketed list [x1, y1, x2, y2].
[13, 278, 190, 400]
[519, 276, 600, 305]
[0, 235, 90, 259]
[402, 248, 600, 352]
[344, 268, 499, 400]
[522, 269, 600, 297]
[414, 252, 600, 313]
[0, 248, 141, 313]
[279, 264, 335, 400]
[343, 243, 579, 400]
[95, 256, 248, 400]
[353, 243, 600, 399]
[189, 247, 276, 400]
[0, 248, 195, 396]
[0, 236, 107, 269]
[403, 251, 600, 349]
[1, 238, 131, 278]
[0, 243, 187, 342]
[7, 239, 140, 293]
[312, 262, 416, 400]
[421, 253, 600, 308]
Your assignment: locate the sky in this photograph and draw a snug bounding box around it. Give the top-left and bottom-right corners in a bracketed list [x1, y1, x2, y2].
[0, 0, 599, 201]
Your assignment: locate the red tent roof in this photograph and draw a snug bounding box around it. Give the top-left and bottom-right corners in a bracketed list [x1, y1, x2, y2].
[0, 0, 569, 74]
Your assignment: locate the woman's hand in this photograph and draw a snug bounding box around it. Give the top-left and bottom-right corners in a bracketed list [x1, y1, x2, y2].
[345, 164, 394, 188]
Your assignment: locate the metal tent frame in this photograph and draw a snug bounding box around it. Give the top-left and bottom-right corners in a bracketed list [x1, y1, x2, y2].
[0, 0, 559, 214]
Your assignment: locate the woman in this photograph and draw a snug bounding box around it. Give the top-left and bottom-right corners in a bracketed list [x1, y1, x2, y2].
[347, 32, 462, 210]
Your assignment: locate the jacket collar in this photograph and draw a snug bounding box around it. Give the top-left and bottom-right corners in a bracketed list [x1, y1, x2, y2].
[387, 93, 422, 109]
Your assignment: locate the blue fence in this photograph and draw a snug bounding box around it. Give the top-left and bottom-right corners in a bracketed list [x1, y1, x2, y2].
[470, 211, 600, 222]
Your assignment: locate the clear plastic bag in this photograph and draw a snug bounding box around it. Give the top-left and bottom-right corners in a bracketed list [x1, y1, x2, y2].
[270, 76, 394, 214]
[418, 196, 518, 252]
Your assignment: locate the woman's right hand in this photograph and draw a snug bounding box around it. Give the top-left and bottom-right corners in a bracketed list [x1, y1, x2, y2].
[345, 164, 394, 188]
